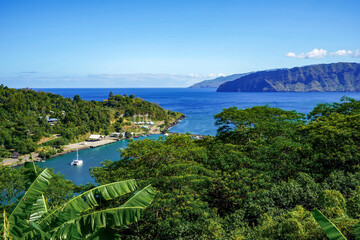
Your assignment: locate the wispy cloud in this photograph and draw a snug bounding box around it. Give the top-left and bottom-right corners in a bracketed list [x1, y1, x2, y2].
[188, 73, 226, 79]
[19, 71, 38, 74]
[286, 48, 327, 59]
[330, 49, 353, 56]
[0, 73, 227, 88]
[286, 48, 360, 59]
[354, 49, 360, 57]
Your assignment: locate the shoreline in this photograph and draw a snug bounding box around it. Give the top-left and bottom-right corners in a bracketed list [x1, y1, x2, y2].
[2, 115, 186, 167]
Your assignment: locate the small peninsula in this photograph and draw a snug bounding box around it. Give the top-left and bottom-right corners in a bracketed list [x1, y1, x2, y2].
[217, 62, 360, 92]
[0, 85, 184, 165]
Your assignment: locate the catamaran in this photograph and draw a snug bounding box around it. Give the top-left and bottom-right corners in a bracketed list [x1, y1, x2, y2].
[71, 148, 83, 166]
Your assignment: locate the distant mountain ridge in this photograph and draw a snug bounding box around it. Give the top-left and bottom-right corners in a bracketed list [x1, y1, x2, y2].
[217, 62, 360, 92]
[189, 73, 251, 88]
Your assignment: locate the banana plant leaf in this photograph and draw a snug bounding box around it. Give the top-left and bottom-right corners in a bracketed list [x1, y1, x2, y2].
[122, 184, 156, 208]
[6, 169, 52, 238]
[24, 161, 49, 223]
[2, 210, 10, 240]
[36, 179, 138, 232]
[29, 195, 48, 222]
[313, 209, 347, 240]
[24, 161, 39, 183]
[50, 207, 144, 239]
[28, 221, 51, 240]
[85, 227, 121, 240]
[355, 222, 360, 240]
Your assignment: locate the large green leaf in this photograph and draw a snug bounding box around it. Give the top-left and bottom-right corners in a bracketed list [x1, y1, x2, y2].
[7, 168, 52, 238]
[355, 222, 360, 240]
[24, 161, 37, 173]
[313, 209, 347, 240]
[24, 161, 49, 223]
[50, 207, 144, 239]
[36, 179, 138, 232]
[85, 228, 121, 240]
[2, 210, 10, 240]
[24, 161, 39, 183]
[29, 195, 48, 222]
[122, 184, 156, 208]
[28, 221, 51, 240]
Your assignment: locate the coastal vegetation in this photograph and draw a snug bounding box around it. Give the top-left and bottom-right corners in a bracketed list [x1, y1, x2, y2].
[217, 62, 360, 92]
[89, 96, 360, 239]
[1, 96, 360, 239]
[0, 85, 183, 159]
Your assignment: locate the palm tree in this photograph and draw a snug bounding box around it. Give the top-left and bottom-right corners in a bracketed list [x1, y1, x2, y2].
[1, 162, 156, 239]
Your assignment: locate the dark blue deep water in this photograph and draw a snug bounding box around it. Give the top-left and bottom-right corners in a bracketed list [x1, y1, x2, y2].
[34, 88, 360, 185]
[36, 88, 360, 136]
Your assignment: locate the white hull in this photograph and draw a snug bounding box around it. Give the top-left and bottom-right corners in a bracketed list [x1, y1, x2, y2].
[71, 160, 83, 166]
[71, 148, 83, 166]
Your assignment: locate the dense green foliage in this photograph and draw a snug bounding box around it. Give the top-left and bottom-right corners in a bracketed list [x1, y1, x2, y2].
[90, 97, 360, 239]
[0, 85, 183, 157]
[0, 162, 156, 239]
[217, 62, 360, 92]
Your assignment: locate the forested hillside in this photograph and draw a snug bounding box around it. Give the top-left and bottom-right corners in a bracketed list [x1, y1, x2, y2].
[0, 85, 183, 158]
[2, 96, 360, 239]
[89, 96, 360, 239]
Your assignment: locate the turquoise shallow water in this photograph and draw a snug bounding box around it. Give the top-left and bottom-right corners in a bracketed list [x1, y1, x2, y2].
[33, 88, 360, 185]
[36, 135, 160, 185]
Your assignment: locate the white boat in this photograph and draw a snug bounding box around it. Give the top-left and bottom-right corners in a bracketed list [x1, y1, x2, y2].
[71, 149, 83, 166]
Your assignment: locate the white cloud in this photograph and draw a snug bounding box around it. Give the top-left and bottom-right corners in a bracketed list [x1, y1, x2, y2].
[208, 73, 226, 78]
[354, 49, 360, 58]
[330, 49, 353, 56]
[286, 48, 360, 59]
[187, 73, 227, 79]
[285, 52, 297, 58]
[286, 48, 327, 59]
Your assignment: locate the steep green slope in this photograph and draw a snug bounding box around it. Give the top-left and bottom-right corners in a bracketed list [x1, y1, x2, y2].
[217, 62, 360, 92]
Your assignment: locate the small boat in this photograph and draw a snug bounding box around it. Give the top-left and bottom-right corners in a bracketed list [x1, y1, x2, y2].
[71, 149, 83, 166]
[134, 136, 139, 138]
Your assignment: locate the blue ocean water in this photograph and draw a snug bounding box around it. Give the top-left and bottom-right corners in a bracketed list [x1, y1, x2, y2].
[36, 88, 360, 136]
[33, 88, 360, 185]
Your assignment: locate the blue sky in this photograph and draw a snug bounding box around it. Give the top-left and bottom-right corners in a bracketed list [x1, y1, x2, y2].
[0, 0, 359, 87]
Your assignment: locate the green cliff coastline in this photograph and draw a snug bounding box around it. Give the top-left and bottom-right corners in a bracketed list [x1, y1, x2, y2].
[217, 62, 360, 92]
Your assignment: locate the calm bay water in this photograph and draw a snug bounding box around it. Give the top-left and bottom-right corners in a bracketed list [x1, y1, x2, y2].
[36, 135, 161, 185]
[34, 88, 360, 185]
